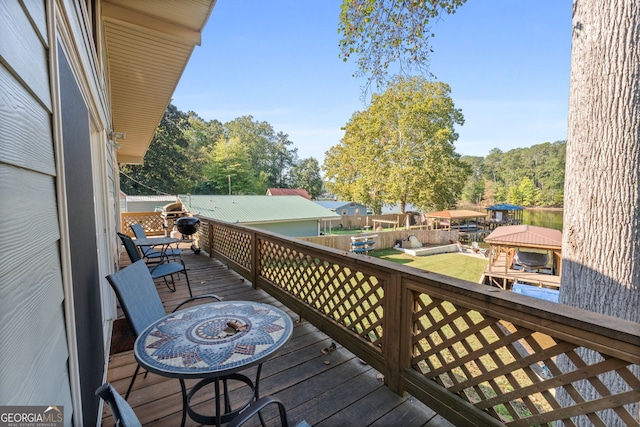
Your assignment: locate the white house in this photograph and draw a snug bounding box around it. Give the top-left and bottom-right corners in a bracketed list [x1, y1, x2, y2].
[1, 1, 216, 425]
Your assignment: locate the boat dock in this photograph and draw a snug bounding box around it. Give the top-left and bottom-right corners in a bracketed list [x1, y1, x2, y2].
[480, 253, 560, 289]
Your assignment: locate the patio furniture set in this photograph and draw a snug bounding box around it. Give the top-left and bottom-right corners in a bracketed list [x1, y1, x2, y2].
[99, 224, 305, 427]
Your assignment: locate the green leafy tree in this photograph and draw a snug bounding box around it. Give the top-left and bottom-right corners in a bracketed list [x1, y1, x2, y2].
[202, 137, 256, 195]
[184, 112, 225, 191]
[120, 104, 195, 195]
[290, 157, 324, 199]
[225, 116, 298, 189]
[460, 155, 485, 205]
[339, 0, 466, 93]
[324, 76, 468, 213]
[269, 131, 298, 188]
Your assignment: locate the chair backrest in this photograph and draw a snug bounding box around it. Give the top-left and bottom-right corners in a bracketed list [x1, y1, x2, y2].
[130, 223, 147, 239]
[117, 232, 142, 263]
[130, 224, 153, 256]
[96, 383, 142, 427]
[105, 260, 166, 337]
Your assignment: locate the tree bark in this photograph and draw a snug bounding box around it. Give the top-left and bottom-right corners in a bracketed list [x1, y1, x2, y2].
[560, 1, 640, 425]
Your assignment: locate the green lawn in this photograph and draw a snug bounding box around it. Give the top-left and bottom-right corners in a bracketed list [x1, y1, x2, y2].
[368, 248, 488, 283]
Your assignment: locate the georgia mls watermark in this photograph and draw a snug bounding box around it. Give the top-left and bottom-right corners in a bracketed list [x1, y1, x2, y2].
[0, 406, 63, 427]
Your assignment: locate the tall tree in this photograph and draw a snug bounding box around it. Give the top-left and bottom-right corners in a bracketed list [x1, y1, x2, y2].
[268, 131, 298, 188]
[290, 157, 324, 199]
[324, 76, 468, 213]
[184, 112, 224, 188]
[225, 116, 298, 188]
[339, 0, 466, 94]
[202, 137, 260, 195]
[460, 155, 486, 205]
[558, 2, 640, 424]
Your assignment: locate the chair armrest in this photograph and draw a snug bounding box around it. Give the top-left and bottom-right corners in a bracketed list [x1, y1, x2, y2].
[226, 396, 289, 427]
[172, 294, 223, 312]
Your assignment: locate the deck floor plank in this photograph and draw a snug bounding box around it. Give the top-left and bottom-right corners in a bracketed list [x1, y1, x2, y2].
[103, 244, 453, 426]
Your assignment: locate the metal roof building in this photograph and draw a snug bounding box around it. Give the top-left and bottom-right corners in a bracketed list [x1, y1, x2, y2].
[180, 195, 340, 237]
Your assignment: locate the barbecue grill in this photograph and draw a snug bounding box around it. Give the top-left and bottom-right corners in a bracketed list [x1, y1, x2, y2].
[161, 202, 201, 253]
[161, 202, 186, 235]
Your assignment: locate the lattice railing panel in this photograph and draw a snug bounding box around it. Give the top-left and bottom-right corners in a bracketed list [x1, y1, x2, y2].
[211, 224, 251, 269]
[259, 240, 384, 348]
[120, 212, 164, 236]
[411, 292, 640, 426]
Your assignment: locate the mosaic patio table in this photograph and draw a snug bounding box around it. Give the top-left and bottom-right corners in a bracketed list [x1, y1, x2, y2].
[134, 301, 293, 427]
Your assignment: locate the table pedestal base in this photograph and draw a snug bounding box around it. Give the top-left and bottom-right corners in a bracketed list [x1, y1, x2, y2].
[180, 366, 263, 427]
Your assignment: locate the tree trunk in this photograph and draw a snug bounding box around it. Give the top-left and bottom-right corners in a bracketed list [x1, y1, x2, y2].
[559, 1, 640, 425]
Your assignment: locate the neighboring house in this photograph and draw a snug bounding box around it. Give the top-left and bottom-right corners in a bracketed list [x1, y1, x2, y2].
[181, 195, 340, 237]
[314, 200, 371, 216]
[266, 187, 311, 200]
[120, 194, 178, 212]
[1, 1, 216, 425]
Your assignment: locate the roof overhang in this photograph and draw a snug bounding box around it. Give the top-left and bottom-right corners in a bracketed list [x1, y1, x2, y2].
[102, 0, 216, 164]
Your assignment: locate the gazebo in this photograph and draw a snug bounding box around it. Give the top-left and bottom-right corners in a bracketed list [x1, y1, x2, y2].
[424, 209, 487, 231]
[485, 204, 524, 228]
[484, 224, 562, 277]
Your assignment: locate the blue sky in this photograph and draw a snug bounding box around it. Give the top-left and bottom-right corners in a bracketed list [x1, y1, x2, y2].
[172, 1, 572, 162]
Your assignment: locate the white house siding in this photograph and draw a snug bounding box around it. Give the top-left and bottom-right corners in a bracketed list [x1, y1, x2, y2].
[0, 0, 73, 425]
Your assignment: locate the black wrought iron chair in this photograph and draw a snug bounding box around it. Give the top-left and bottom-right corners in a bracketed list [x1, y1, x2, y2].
[106, 259, 221, 399]
[130, 223, 181, 262]
[117, 232, 193, 297]
[96, 382, 304, 427]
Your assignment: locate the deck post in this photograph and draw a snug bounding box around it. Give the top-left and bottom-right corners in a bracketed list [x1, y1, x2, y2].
[250, 231, 258, 289]
[383, 272, 406, 394]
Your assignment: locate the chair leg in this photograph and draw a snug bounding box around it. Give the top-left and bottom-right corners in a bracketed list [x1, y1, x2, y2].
[163, 275, 177, 292]
[181, 260, 193, 298]
[125, 364, 141, 400]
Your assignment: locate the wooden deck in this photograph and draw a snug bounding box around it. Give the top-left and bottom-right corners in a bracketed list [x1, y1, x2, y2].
[481, 253, 561, 289]
[103, 244, 453, 427]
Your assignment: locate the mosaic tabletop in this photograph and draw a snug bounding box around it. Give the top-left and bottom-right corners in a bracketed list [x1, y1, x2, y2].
[134, 301, 293, 378]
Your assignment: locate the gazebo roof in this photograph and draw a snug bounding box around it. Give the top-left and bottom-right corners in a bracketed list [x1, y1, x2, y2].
[425, 209, 487, 220]
[486, 204, 524, 211]
[484, 225, 562, 250]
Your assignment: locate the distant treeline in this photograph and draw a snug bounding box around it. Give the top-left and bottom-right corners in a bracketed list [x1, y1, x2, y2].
[119, 104, 325, 199]
[460, 141, 566, 207]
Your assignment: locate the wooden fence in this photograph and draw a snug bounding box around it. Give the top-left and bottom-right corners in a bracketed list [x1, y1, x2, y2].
[194, 216, 640, 427]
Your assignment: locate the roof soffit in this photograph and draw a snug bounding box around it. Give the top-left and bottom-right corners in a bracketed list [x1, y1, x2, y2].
[102, 0, 216, 164]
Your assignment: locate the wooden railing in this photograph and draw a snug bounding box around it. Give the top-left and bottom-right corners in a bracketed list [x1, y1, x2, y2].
[195, 217, 640, 427]
[120, 212, 166, 237]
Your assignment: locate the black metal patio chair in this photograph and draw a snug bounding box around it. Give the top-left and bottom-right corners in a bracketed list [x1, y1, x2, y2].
[96, 383, 142, 427]
[97, 381, 306, 427]
[117, 232, 193, 297]
[105, 260, 221, 399]
[130, 223, 181, 262]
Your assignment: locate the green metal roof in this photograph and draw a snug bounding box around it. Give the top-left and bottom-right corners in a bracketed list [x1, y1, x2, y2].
[179, 195, 340, 224]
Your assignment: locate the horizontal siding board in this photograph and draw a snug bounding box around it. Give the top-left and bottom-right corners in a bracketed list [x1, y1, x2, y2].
[0, 0, 51, 110]
[20, 0, 48, 47]
[0, 166, 61, 293]
[0, 65, 55, 175]
[0, 244, 67, 404]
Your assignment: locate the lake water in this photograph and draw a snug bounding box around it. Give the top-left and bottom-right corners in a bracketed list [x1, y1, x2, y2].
[522, 209, 563, 231]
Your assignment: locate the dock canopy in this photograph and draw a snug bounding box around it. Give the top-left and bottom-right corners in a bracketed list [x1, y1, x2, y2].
[424, 209, 486, 230]
[425, 209, 487, 221]
[485, 204, 524, 226]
